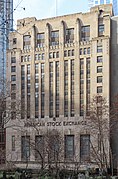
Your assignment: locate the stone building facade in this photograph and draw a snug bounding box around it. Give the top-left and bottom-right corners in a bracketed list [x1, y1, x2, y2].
[6, 4, 112, 170]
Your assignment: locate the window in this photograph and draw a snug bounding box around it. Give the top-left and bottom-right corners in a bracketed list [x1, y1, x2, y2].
[23, 35, 31, 50]
[84, 48, 87, 55]
[97, 45, 102, 53]
[65, 135, 74, 159]
[11, 75, 16, 81]
[97, 56, 102, 63]
[80, 135, 90, 161]
[35, 64, 39, 74]
[12, 136, 15, 151]
[13, 38, 17, 45]
[11, 57, 16, 63]
[21, 136, 30, 160]
[98, 24, 104, 36]
[87, 47, 90, 54]
[64, 50, 67, 57]
[97, 86, 102, 93]
[35, 54, 38, 61]
[97, 76, 102, 83]
[27, 55, 31, 62]
[11, 84, 16, 91]
[72, 49, 74, 56]
[97, 66, 102, 73]
[53, 52, 56, 58]
[81, 26, 90, 41]
[39, 54, 41, 60]
[42, 53, 45, 60]
[100, 0, 104, 4]
[95, 0, 98, 4]
[27, 65, 30, 74]
[97, 106, 102, 116]
[11, 93, 16, 100]
[68, 50, 71, 56]
[35, 136, 44, 160]
[11, 66, 16, 73]
[56, 51, 59, 58]
[80, 48, 82, 55]
[50, 31, 59, 46]
[49, 52, 53, 59]
[65, 28, 74, 43]
[37, 33, 45, 48]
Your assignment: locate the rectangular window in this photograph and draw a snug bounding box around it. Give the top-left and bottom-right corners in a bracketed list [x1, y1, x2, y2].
[49, 52, 53, 59]
[28, 55, 31, 62]
[97, 66, 102, 73]
[50, 31, 59, 46]
[64, 61, 68, 117]
[97, 56, 103, 63]
[81, 26, 90, 41]
[37, 33, 45, 48]
[68, 50, 71, 56]
[23, 35, 31, 50]
[56, 51, 59, 58]
[72, 49, 74, 56]
[11, 57, 16, 63]
[84, 48, 87, 55]
[11, 93, 16, 100]
[13, 38, 17, 45]
[35, 136, 44, 160]
[27, 65, 30, 74]
[21, 136, 30, 160]
[11, 66, 16, 73]
[98, 24, 104, 36]
[41, 64, 45, 118]
[11, 75, 16, 81]
[49, 62, 53, 118]
[80, 135, 90, 161]
[12, 136, 15, 151]
[80, 48, 83, 55]
[97, 76, 102, 83]
[87, 47, 90, 54]
[97, 45, 102, 53]
[97, 86, 102, 93]
[65, 28, 74, 43]
[42, 53, 45, 60]
[64, 50, 67, 57]
[55, 61, 59, 117]
[11, 84, 16, 91]
[35, 64, 39, 74]
[100, 0, 104, 4]
[65, 135, 74, 159]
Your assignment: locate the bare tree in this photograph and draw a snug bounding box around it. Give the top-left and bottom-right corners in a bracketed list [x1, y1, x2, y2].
[84, 95, 110, 176]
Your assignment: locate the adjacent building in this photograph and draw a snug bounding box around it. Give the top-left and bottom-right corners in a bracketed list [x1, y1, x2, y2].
[6, 4, 113, 170]
[0, 0, 13, 165]
[88, 0, 118, 15]
[0, 0, 13, 85]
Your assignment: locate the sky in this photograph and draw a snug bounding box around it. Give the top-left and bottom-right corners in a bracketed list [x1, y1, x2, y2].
[13, 0, 88, 29]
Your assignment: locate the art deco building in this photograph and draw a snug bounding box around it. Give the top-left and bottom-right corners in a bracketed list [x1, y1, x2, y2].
[6, 4, 113, 170]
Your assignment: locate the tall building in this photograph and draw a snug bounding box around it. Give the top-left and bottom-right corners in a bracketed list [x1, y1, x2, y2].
[6, 4, 113, 170]
[113, 0, 118, 15]
[0, 0, 13, 165]
[88, 0, 118, 15]
[111, 15, 118, 172]
[0, 0, 13, 87]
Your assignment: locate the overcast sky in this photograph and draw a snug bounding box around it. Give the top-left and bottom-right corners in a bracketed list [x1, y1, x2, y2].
[13, 0, 88, 29]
